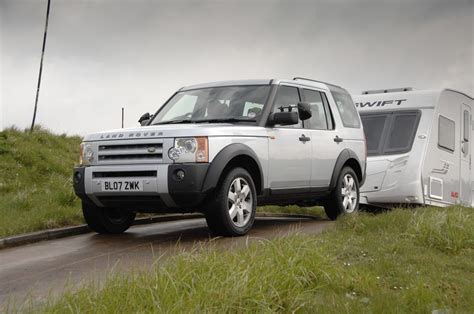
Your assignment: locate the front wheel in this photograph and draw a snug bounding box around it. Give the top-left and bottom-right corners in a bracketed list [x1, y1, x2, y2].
[82, 202, 136, 234]
[324, 167, 360, 220]
[205, 167, 257, 236]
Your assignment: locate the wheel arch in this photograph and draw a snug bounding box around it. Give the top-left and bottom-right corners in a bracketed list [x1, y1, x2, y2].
[202, 143, 264, 195]
[329, 149, 364, 190]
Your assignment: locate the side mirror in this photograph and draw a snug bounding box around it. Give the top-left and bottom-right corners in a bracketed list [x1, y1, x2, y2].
[268, 111, 298, 126]
[297, 102, 312, 121]
[138, 112, 152, 126]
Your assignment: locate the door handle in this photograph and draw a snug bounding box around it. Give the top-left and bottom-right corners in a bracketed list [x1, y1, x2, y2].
[299, 134, 311, 142]
[334, 136, 343, 143]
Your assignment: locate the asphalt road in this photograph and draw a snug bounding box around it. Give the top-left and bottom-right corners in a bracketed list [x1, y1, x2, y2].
[0, 217, 333, 308]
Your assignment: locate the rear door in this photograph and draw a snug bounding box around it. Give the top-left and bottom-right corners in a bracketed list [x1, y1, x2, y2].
[460, 104, 471, 205]
[301, 88, 341, 188]
[267, 85, 312, 191]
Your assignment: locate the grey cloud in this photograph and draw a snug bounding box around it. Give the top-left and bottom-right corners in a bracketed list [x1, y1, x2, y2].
[1, 0, 473, 134]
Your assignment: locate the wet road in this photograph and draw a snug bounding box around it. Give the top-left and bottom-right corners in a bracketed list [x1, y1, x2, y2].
[0, 216, 333, 308]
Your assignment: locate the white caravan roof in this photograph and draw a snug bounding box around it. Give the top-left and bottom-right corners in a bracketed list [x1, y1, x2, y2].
[353, 89, 472, 112]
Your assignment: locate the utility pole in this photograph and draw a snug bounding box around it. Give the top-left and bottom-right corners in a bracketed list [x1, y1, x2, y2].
[121, 107, 124, 128]
[30, 0, 51, 132]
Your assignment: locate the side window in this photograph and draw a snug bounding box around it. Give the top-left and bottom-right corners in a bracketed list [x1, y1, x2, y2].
[302, 89, 328, 130]
[438, 115, 455, 152]
[463, 110, 469, 142]
[321, 93, 334, 130]
[272, 86, 301, 128]
[331, 90, 361, 128]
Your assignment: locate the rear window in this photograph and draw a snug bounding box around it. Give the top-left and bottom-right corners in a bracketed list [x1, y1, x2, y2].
[360, 111, 420, 156]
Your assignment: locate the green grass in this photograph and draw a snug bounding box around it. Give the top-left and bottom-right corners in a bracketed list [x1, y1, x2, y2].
[35, 206, 474, 313]
[257, 205, 325, 217]
[0, 127, 83, 237]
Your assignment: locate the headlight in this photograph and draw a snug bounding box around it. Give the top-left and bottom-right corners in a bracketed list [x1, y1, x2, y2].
[168, 137, 208, 163]
[79, 143, 94, 166]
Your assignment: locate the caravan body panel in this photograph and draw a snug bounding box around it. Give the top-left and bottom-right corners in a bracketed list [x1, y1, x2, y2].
[421, 90, 473, 207]
[354, 89, 473, 207]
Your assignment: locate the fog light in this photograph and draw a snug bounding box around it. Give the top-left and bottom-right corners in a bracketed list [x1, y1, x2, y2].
[175, 169, 185, 181]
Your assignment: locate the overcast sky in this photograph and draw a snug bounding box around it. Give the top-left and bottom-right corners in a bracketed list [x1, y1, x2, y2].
[1, 0, 473, 135]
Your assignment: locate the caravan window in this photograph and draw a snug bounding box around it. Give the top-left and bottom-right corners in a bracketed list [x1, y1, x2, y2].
[384, 113, 420, 153]
[360, 115, 388, 155]
[463, 110, 469, 142]
[438, 115, 455, 152]
[360, 111, 420, 156]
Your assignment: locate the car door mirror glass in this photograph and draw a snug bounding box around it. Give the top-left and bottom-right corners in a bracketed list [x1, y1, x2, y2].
[297, 102, 312, 121]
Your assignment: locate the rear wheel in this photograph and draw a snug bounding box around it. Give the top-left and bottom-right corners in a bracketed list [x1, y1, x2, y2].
[324, 167, 360, 220]
[205, 167, 257, 236]
[82, 202, 136, 234]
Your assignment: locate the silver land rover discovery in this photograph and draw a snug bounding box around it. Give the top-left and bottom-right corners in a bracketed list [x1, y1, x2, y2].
[73, 78, 366, 236]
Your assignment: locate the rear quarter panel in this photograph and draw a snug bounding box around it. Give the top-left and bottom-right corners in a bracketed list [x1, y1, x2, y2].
[325, 91, 367, 178]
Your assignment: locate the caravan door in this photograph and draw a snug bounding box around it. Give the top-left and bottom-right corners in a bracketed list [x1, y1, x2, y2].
[460, 104, 472, 205]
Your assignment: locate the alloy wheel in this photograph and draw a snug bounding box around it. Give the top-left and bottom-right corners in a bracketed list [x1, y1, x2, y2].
[227, 177, 253, 227]
[341, 174, 358, 213]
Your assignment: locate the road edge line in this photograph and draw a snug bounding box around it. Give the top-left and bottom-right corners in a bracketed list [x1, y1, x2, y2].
[0, 213, 321, 250]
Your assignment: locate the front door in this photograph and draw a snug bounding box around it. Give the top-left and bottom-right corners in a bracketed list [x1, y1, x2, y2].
[267, 85, 312, 191]
[460, 104, 471, 205]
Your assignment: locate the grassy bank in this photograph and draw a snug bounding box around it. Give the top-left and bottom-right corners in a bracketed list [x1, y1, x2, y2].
[0, 127, 83, 238]
[38, 206, 473, 313]
[0, 128, 323, 238]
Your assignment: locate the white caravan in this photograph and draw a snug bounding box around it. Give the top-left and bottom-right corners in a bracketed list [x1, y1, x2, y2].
[353, 88, 474, 208]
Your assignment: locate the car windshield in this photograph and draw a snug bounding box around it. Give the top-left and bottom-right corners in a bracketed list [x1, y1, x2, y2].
[150, 85, 271, 125]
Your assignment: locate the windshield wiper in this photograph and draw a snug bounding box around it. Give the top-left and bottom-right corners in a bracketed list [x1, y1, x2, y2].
[193, 118, 256, 123]
[153, 119, 194, 125]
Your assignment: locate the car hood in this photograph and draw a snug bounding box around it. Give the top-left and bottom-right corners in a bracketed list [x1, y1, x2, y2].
[83, 124, 268, 142]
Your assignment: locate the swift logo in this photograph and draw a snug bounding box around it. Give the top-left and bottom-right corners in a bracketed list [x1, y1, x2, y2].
[355, 99, 407, 108]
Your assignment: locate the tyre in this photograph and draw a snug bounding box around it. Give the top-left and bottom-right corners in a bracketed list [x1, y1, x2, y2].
[324, 167, 360, 220]
[205, 167, 257, 236]
[82, 202, 136, 234]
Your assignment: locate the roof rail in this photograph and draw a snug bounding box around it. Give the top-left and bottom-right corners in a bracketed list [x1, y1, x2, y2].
[362, 87, 413, 95]
[293, 77, 341, 88]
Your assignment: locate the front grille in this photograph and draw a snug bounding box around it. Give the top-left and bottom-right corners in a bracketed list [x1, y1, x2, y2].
[98, 154, 162, 161]
[98, 144, 162, 151]
[93, 171, 157, 178]
[97, 142, 163, 163]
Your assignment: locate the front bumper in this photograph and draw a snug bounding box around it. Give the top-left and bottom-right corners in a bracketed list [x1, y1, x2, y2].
[73, 163, 209, 211]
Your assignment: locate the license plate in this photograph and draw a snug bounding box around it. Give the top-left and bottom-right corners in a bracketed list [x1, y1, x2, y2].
[101, 180, 144, 192]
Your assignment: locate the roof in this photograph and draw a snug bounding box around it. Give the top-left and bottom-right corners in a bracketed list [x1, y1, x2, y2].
[352, 89, 462, 112]
[181, 79, 273, 91]
[180, 78, 340, 92]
